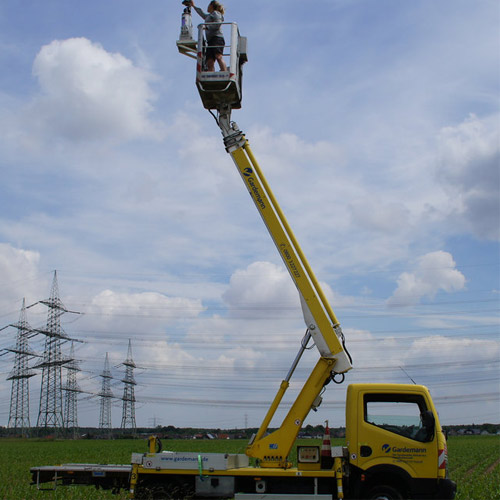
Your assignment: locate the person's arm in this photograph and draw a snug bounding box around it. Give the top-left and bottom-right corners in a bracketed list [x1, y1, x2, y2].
[189, 1, 208, 20]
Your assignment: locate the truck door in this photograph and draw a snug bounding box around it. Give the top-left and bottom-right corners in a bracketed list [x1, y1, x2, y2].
[353, 388, 439, 481]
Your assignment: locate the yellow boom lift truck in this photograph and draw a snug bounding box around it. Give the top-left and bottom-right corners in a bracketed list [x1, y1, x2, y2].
[31, 5, 456, 500]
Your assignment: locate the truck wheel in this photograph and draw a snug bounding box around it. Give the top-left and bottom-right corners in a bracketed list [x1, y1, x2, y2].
[367, 485, 404, 500]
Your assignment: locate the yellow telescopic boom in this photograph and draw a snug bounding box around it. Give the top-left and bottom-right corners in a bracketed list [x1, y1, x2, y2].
[220, 115, 352, 467]
[177, 19, 352, 468]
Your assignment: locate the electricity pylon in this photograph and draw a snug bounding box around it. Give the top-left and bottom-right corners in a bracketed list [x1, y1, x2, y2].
[63, 341, 81, 434]
[99, 352, 113, 433]
[120, 339, 137, 431]
[35, 271, 78, 430]
[6, 298, 36, 434]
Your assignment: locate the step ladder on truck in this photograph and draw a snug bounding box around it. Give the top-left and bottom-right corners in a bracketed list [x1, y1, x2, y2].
[30, 4, 456, 500]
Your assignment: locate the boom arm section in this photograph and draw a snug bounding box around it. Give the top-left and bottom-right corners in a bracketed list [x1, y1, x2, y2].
[219, 108, 352, 467]
[176, 8, 351, 467]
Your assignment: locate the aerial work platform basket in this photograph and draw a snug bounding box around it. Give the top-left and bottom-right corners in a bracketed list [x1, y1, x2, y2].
[177, 8, 247, 110]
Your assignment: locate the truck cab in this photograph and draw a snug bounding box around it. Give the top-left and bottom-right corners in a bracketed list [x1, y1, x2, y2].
[346, 384, 456, 499]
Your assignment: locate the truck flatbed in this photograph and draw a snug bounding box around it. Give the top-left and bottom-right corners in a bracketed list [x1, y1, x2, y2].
[31, 463, 131, 491]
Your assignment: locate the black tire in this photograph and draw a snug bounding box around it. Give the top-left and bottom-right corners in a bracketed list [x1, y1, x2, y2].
[367, 484, 405, 500]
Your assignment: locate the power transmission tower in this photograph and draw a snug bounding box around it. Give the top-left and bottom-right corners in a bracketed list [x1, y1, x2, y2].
[63, 341, 81, 435]
[120, 339, 137, 431]
[99, 352, 113, 433]
[6, 298, 36, 434]
[34, 271, 79, 430]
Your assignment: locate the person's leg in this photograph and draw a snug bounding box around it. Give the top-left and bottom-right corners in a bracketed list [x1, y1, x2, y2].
[216, 53, 227, 71]
[206, 57, 215, 71]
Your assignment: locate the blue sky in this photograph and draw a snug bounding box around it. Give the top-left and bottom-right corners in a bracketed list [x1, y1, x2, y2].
[0, 0, 498, 430]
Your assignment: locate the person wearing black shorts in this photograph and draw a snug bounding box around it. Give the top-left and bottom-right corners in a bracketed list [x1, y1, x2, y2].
[190, 1, 227, 72]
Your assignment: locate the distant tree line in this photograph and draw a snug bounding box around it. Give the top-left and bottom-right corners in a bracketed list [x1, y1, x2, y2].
[1, 422, 498, 439]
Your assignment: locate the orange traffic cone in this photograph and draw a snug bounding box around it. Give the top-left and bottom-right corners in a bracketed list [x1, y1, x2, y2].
[321, 420, 334, 469]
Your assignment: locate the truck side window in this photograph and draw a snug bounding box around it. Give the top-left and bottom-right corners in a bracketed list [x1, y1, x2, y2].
[364, 394, 434, 442]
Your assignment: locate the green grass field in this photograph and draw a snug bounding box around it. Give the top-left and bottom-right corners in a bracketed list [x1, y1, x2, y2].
[0, 435, 498, 499]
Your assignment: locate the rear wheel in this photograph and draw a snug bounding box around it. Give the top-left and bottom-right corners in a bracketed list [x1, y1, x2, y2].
[367, 484, 405, 500]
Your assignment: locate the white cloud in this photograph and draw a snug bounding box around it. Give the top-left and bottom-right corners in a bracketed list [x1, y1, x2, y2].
[0, 243, 41, 311]
[88, 289, 204, 331]
[247, 125, 344, 177]
[387, 251, 466, 306]
[405, 335, 499, 366]
[30, 38, 163, 142]
[70, 290, 207, 386]
[345, 328, 406, 371]
[436, 114, 500, 241]
[142, 339, 197, 368]
[222, 261, 299, 319]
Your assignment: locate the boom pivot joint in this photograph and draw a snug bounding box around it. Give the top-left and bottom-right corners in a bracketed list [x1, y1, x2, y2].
[218, 105, 246, 152]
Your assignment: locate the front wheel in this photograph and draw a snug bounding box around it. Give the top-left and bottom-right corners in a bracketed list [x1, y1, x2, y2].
[367, 484, 405, 500]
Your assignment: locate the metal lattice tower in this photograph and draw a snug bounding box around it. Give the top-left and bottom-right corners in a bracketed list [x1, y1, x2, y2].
[63, 341, 81, 431]
[35, 271, 71, 429]
[99, 352, 113, 431]
[7, 298, 36, 432]
[120, 339, 137, 430]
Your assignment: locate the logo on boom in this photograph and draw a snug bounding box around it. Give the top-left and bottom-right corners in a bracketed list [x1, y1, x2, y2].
[243, 167, 252, 177]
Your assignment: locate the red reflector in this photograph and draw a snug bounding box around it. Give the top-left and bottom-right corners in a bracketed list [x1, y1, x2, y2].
[438, 448, 447, 469]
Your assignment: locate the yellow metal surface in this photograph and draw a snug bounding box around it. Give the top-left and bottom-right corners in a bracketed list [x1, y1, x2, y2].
[297, 462, 322, 471]
[246, 358, 334, 467]
[252, 380, 289, 445]
[129, 463, 139, 499]
[334, 457, 344, 499]
[148, 435, 157, 453]
[346, 384, 443, 480]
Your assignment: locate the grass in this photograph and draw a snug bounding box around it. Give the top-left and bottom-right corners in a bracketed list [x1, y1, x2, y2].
[447, 435, 500, 500]
[0, 435, 498, 499]
[0, 438, 135, 500]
